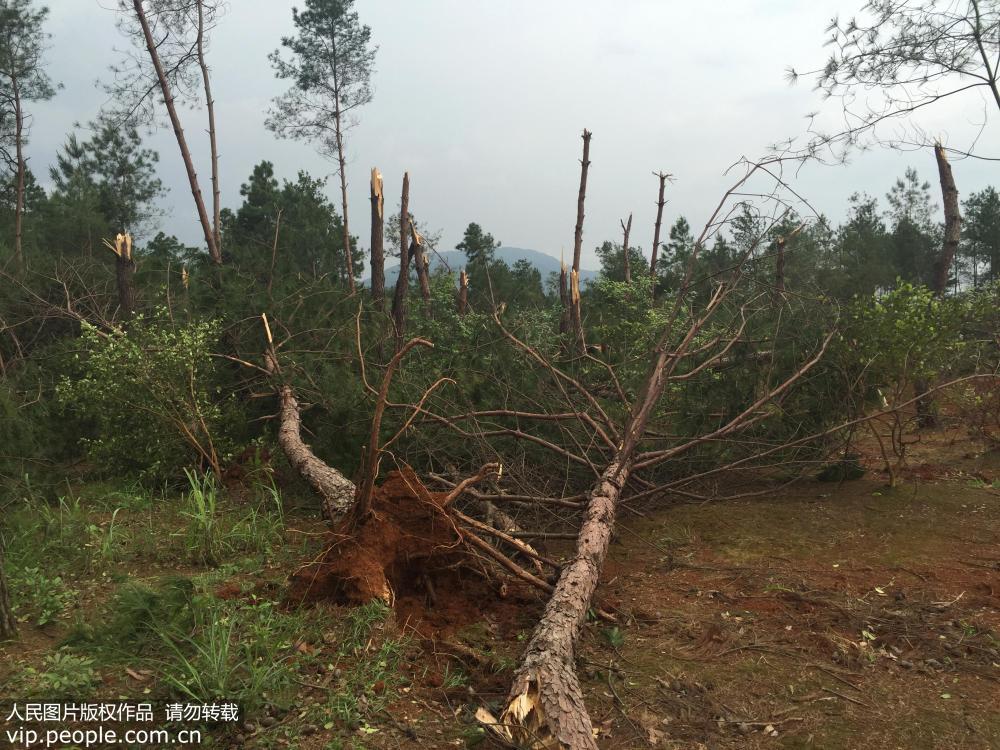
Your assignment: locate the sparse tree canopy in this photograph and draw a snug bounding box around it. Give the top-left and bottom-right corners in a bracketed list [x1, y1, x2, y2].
[267, 0, 376, 159]
[792, 0, 1000, 158]
[0, 0, 54, 157]
[267, 0, 377, 292]
[108, 0, 223, 124]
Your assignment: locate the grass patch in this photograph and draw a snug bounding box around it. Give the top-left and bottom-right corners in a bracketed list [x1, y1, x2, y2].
[63, 577, 334, 715]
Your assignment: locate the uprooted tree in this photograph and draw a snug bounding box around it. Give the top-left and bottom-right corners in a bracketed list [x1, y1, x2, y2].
[259, 148, 859, 748]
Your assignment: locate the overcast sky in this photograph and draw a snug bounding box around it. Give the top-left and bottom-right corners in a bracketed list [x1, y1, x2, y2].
[25, 0, 1000, 269]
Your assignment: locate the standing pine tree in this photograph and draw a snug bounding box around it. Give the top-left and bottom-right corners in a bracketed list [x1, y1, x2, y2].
[962, 186, 1000, 286]
[267, 0, 377, 294]
[456, 222, 501, 308]
[0, 0, 55, 270]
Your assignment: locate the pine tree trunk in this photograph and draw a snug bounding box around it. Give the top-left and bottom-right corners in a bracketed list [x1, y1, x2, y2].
[916, 144, 963, 428]
[12, 76, 24, 270]
[570, 131, 591, 354]
[621, 213, 632, 284]
[457, 269, 468, 315]
[133, 0, 221, 266]
[116, 253, 136, 319]
[650, 172, 668, 297]
[391, 174, 411, 348]
[571, 130, 591, 273]
[334, 106, 356, 293]
[495, 340, 676, 749]
[370, 168, 385, 310]
[932, 143, 961, 296]
[196, 0, 222, 253]
[558, 260, 569, 335]
[265, 351, 355, 520]
[775, 236, 786, 295]
[569, 269, 585, 354]
[411, 224, 431, 303]
[0, 542, 16, 640]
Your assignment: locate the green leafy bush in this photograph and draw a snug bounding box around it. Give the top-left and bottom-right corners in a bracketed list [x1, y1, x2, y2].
[10, 567, 76, 626]
[56, 311, 231, 482]
[26, 652, 99, 696]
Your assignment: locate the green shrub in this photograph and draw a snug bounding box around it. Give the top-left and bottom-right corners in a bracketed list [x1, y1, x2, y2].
[56, 311, 231, 483]
[10, 567, 76, 626]
[25, 652, 99, 696]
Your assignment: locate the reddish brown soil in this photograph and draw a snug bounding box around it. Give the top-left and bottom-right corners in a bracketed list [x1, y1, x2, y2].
[289, 428, 1000, 749]
[285, 468, 545, 640]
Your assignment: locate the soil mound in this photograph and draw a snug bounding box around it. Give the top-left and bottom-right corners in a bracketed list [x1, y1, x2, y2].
[286, 468, 540, 636]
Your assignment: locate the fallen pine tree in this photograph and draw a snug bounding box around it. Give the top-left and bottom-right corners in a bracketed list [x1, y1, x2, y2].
[254, 152, 921, 749]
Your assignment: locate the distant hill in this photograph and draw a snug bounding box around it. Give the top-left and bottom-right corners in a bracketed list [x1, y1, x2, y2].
[365, 246, 600, 288]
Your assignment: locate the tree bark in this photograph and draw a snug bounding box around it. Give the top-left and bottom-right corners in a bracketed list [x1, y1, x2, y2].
[369, 168, 385, 310]
[491, 337, 676, 749]
[132, 0, 221, 266]
[916, 143, 963, 428]
[195, 0, 222, 254]
[391, 173, 411, 348]
[775, 236, 786, 294]
[650, 172, 668, 296]
[12, 75, 24, 270]
[457, 269, 468, 315]
[569, 130, 591, 354]
[103, 233, 136, 319]
[265, 349, 355, 520]
[411, 222, 431, 303]
[569, 269, 585, 355]
[558, 259, 569, 335]
[0, 542, 15, 640]
[571, 130, 591, 274]
[932, 143, 961, 295]
[333, 104, 356, 293]
[116, 238, 136, 319]
[620, 213, 632, 284]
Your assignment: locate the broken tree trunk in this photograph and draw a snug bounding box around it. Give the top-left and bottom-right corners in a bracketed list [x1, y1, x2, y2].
[571, 130, 592, 274]
[932, 143, 961, 296]
[263, 319, 355, 521]
[620, 213, 632, 284]
[773, 223, 804, 299]
[558, 258, 570, 335]
[411, 222, 432, 303]
[391, 174, 411, 348]
[132, 0, 221, 266]
[488, 336, 677, 750]
[649, 171, 668, 296]
[916, 144, 963, 428]
[568, 131, 591, 354]
[370, 168, 386, 311]
[457, 269, 469, 315]
[775, 236, 786, 295]
[569, 269, 585, 355]
[103, 233, 136, 319]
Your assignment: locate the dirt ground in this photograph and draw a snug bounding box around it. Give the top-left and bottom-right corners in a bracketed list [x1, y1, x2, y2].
[370, 431, 1000, 750]
[2, 428, 998, 750]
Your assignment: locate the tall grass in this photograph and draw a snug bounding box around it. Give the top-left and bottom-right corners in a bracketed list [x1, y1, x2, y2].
[179, 469, 221, 565]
